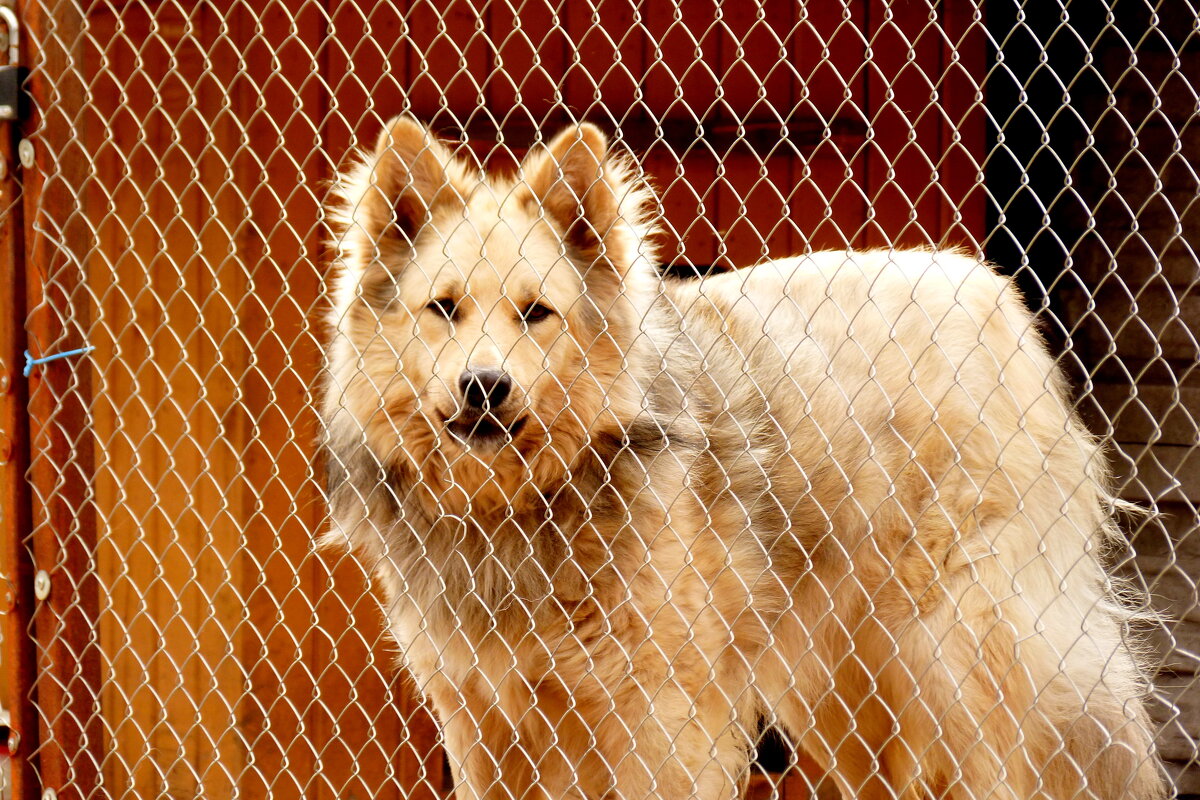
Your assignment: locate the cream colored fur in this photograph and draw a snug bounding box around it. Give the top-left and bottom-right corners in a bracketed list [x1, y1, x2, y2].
[321, 117, 1164, 800]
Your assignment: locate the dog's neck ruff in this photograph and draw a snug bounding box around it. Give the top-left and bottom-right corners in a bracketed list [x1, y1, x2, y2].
[401, 415, 672, 531]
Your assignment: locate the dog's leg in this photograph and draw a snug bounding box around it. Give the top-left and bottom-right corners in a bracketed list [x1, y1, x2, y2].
[876, 598, 1038, 800]
[760, 569, 1013, 800]
[426, 661, 753, 800]
[425, 670, 567, 800]
[767, 650, 918, 800]
[595, 617, 760, 798]
[797, 556, 1059, 800]
[589, 675, 753, 800]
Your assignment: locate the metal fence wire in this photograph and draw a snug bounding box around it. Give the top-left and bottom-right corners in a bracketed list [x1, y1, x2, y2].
[0, 1, 1196, 799]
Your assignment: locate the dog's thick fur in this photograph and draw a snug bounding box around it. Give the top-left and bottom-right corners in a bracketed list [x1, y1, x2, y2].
[322, 117, 1164, 799]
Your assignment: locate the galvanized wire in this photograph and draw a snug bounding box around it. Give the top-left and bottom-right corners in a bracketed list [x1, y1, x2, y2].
[3, 1, 1197, 799]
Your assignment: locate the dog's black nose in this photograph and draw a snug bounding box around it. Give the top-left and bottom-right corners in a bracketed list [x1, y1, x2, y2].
[458, 368, 512, 411]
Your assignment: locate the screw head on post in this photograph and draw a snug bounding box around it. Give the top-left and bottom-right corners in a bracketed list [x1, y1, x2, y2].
[33, 570, 49, 601]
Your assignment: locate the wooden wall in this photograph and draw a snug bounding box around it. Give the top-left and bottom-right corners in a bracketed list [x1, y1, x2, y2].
[60, 1, 986, 797]
[1064, 17, 1200, 793]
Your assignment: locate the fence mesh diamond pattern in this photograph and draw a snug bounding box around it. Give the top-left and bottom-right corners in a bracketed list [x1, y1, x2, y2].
[0, 1, 1196, 799]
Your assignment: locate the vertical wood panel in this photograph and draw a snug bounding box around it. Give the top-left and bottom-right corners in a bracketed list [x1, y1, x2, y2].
[322, 5, 455, 796]
[0, 91, 39, 800]
[940, 3, 987, 246]
[84, 4, 247, 796]
[642, 1, 719, 268]
[230, 2, 325, 796]
[487, 0, 570, 125]
[19, 0, 104, 796]
[789, 2, 869, 251]
[324, 0, 408, 157]
[564, 0, 645, 123]
[863, 0, 942, 246]
[407, 1, 491, 123]
[714, 3, 797, 265]
[861, 1, 986, 248]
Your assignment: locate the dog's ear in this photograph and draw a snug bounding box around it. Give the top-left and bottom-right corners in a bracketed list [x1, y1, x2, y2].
[364, 116, 465, 244]
[520, 124, 626, 268]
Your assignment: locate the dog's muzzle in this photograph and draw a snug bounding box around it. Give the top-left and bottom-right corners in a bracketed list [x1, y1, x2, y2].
[446, 368, 525, 446]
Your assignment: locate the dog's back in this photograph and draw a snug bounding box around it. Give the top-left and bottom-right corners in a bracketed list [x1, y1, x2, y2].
[663, 249, 1163, 798]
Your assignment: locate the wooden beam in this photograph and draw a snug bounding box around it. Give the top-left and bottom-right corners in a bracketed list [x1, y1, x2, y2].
[17, 1, 104, 797]
[0, 89, 40, 800]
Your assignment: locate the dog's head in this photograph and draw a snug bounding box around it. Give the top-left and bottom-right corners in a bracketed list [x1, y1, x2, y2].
[324, 117, 659, 515]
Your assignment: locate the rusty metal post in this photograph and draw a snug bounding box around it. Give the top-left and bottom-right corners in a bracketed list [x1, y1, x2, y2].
[0, 86, 40, 800]
[15, 1, 102, 797]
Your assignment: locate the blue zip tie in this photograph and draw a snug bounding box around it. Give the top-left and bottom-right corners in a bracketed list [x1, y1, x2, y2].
[23, 346, 96, 377]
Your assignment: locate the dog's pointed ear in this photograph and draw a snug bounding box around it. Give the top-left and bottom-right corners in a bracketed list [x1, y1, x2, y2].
[364, 115, 465, 244]
[520, 124, 626, 266]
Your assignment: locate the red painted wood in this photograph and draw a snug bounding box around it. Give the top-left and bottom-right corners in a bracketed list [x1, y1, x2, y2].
[0, 83, 40, 800]
[18, 1, 104, 796]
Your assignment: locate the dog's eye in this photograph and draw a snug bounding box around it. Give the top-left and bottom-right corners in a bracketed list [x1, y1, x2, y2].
[427, 298, 458, 321]
[521, 303, 554, 324]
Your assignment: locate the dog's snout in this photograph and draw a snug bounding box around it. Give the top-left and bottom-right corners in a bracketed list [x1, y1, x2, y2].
[458, 368, 512, 411]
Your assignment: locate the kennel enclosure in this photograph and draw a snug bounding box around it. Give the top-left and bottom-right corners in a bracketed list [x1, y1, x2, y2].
[0, 1, 1196, 798]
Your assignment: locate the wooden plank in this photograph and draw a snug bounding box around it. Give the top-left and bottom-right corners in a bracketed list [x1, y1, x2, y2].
[85, 10, 167, 792]
[1083, 383, 1199, 446]
[717, 0, 796, 123]
[1120, 501, 1200, 678]
[323, 0, 409, 157]
[236, 4, 452, 798]
[642, 0, 719, 121]
[81, 3, 249, 796]
[793, 1, 867, 117]
[227, 5, 323, 798]
[792, 149, 867, 252]
[83, 11, 156, 793]
[486, 0, 570, 130]
[860, 0, 940, 247]
[406, 0, 491, 125]
[854, 1, 987, 250]
[714, 150, 796, 268]
[0, 84, 39, 800]
[563, 0, 645, 124]
[938, 2, 987, 246]
[449, 115, 853, 156]
[231, 3, 442, 798]
[712, 1, 796, 265]
[184, 5, 252, 795]
[17, 1, 104, 798]
[790, 2, 868, 251]
[1146, 670, 1200, 774]
[1061, 281, 1200, 364]
[648, 146, 721, 271]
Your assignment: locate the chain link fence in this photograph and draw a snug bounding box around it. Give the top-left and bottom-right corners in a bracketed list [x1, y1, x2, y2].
[0, 1, 1196, 799]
